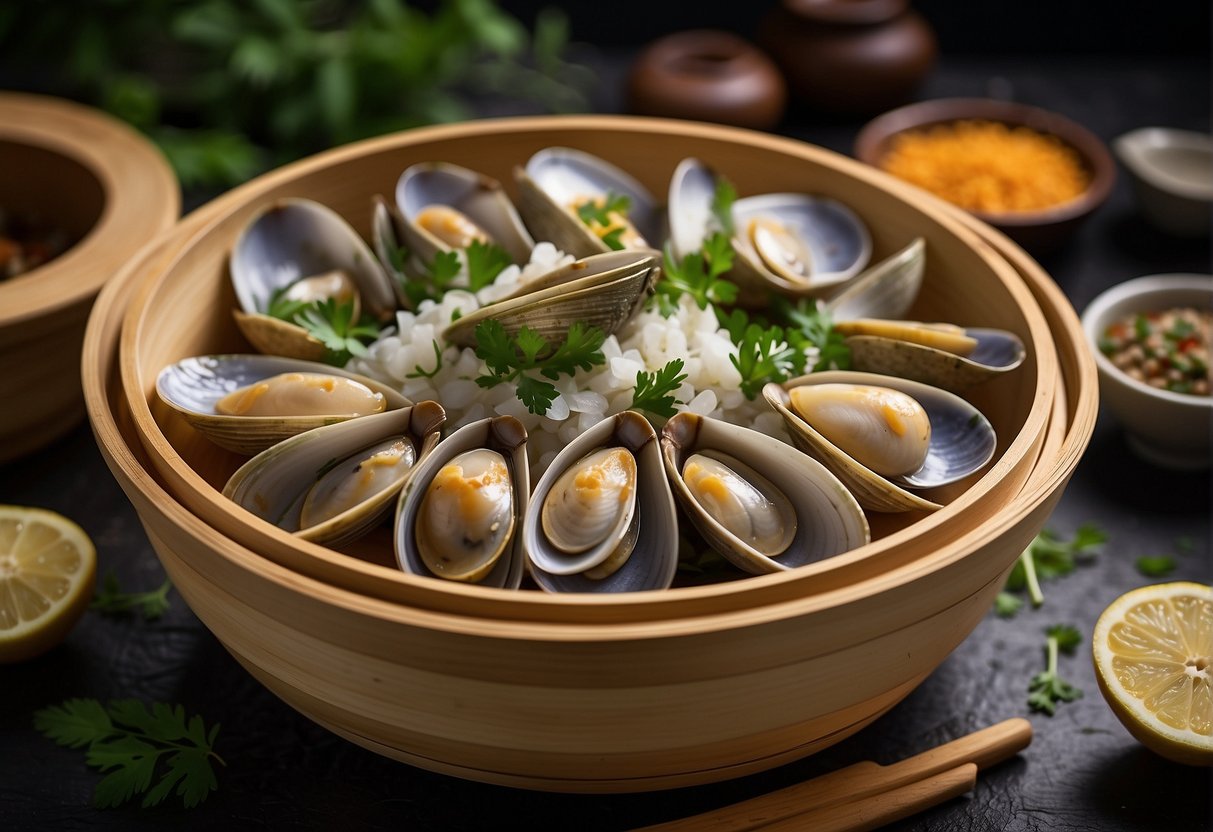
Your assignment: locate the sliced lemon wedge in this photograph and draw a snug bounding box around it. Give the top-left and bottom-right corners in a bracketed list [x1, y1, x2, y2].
[0, 505, 96, 663]
[1092, 581, 1212, 766]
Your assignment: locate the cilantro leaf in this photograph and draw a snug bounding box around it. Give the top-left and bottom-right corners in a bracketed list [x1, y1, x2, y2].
[1135, 555, 1176, 578]
[34, 699, 223, 809]
[261, 286, 310, 321]
[600, 226, 626, 251]
[1028, 625, 1084, 715]
[473, 320, 607, 415]
[778, 297, 851, 372]
[465, 240, 512, 291]
[91, 572, 172, 620]
[731, 323, 807, 399]
[710, 176, 737, 236]
[652, 233, 738, 314]
[631, 359, 688, 418]
[576, 191, 631, 227]
[1002, 524, 1107, 607]
[296, 298, 383, 366]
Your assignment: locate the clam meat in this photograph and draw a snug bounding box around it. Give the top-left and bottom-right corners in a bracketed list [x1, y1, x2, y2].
[681, 451, 795, 558]
[414, 449, 516, 582]
[541, 447, 637, 561]
[215, 372, 387, 418]
[299, 438, 416, 528]
[788, 384, 931, 478]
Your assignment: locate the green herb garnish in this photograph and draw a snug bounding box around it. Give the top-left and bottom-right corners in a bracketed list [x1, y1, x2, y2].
[296, 298, 382, 366]
[631, 359, 688, 418]
[1027, 625, 1084, 715]
[403, 250, 462, 307]
[576, 191, 631, 229]
[777, 297, 851, 372]
[405, 340, 445, 380]
[731, 323, 808, 400]
[474, 320, 606, 415]
[1135, 555, 1177, 577]
[465, 240, 512, 292]
[994, 591, 1024, 618]
[652, 232, 738, 315]
[90, 572, 171, 620]
[710, 177, 737, 236]
[34, 699, 223, 808]
[262, 286, 310, 322]
[999, 524, 1107, 614]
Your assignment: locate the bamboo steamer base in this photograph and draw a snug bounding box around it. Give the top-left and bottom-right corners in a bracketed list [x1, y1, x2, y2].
[84, 122, 1095, 793]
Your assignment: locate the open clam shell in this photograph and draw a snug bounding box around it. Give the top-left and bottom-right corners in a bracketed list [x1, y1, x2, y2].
[515, 147, 662, 258]
[396, 162, 534, 266]
[394, 416, 529, 589]
[156, 354, 411, 455]
[661, 413, 869, 575]
[523, 410, 678, 593]
[230, 198, 397, 358]
[442, 250, 659, 349]
[763, 371, 997, 513]
[223, 402, 445, 547]
[371, 195, 410, 307]
[823, 237, 925, 322]
[667, 157, 872, 302]
[840, 322, 1027, 393]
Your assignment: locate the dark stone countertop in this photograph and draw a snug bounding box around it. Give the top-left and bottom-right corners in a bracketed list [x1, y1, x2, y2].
[1, 54, 1210, 831]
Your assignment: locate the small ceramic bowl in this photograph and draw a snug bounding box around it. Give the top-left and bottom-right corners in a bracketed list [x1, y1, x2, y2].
[855, 97, 1116, 253]
[1114, 128, 1212, 237]
[1081, 274, 1213, 470]
[0, 93, 178, 463]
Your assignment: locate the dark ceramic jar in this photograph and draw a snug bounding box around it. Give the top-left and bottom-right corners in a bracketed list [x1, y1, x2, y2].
[759, 0, 937, 116]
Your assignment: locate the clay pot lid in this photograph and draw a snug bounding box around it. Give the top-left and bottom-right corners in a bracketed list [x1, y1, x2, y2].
[783, 0, 909, 25]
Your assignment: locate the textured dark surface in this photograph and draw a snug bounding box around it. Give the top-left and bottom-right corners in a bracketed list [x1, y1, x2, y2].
[2, 55, 1211, 831]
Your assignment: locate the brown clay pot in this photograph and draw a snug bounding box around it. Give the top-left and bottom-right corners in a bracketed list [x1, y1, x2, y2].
[627, 30, 787, 130]
[760, 0, 937, 116]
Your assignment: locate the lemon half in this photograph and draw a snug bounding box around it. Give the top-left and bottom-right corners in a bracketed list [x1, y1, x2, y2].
[1092, 581, 1212, 766]
[0, 505, 96, 663]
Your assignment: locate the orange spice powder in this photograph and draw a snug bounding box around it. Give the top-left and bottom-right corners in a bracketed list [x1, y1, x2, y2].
[879, 120, 1091, 213]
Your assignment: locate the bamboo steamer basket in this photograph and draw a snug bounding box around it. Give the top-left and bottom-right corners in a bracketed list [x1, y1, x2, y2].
[119, 117, 1058, 622]
[84, 119, 1096, 790]
[0, 92, 178, 462]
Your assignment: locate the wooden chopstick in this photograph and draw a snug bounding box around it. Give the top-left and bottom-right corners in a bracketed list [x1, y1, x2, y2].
[634, 718, 1031, 832]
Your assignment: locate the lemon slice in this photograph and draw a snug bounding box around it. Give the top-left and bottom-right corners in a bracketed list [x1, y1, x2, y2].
[1092, 581, 1212, 766]
[0, 505, 96, 663]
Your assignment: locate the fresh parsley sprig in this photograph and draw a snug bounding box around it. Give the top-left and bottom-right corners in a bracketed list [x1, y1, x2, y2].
[473, 319, 606, 415]
[296, 298, 382, 366]
[1027, 625, 1084, 715]
[465, 240, 513, 292]
[777, 297, 852, 372]
[652, 233, 739, 316]
[997, 524, 1107, 616]
[631, 359, 688, 418]
[731, 322, 809, 400]
[91, 572, 171, 620]
[577, 191, 632, 251]
[34, 699, 223, 808]
[1135, 555, 1177, 577]
[402, 250, 462, 308]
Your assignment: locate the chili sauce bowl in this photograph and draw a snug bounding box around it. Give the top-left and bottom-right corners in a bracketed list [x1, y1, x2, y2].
[1114, 128, 1212, 238]
[1081, 274, 1213, 469]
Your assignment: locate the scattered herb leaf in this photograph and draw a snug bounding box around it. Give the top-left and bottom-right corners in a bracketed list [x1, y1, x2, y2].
[710, 177, 737, 236]
[1000, 524, 1107, 613]
[994, 591, 1024, 618]
[296, 298, 382, 366]
[576, 191, 631, 228]
[1027, 625, 1084, 715]
[465, 240, 512, 292]
[777, 297, 851, 372]
[731, 323, 808, 399]
[1135, 555, 1177, 578]
[34, 699, 223, 808]
[473, 320, 606, 414]
[91, 572, 172, 620]
[631, 359, 688, 418]
[404, 340, 445, 380]
[652, 233, 738, 315]
[262, 286, 309, 322]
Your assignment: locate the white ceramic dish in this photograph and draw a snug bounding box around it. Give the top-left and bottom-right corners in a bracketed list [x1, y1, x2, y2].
[1081, 273, 1213, 469]
[1114, 128, 1212, 237]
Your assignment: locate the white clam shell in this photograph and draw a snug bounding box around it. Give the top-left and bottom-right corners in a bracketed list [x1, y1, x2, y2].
[156, 354, 410, 455]
[395, 416, 529, 590]
[222, 402, 445, 546]
[844, 326, 1027, 393]
[524, 411, 678, 593]
[661, 413, 869, 575]
[764, 371, 998, 513]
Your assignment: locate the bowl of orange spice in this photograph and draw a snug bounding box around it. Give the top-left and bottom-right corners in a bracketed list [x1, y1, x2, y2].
[854, 97, 1115, 252]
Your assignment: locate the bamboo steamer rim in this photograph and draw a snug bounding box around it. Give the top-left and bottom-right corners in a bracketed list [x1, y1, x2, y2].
[86, 193, 1089, 644]
[0, 92, 179, 325]
[114, 115, 1061, 621]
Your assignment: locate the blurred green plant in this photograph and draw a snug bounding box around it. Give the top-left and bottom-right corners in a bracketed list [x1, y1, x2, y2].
[0, 0, 592, 189]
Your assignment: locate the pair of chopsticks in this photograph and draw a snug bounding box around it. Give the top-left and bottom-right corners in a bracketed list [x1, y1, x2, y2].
[636, 718, 1032, 832]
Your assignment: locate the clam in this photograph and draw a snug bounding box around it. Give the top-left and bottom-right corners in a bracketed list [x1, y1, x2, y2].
[835, 318, 1027, 393]
[763, 371, 998, 513]
[661, 413, 869, 575]
[222, 402, 445, 546]
[667, 158, 872, 302]
[523, 410, 678, 593]
[823, 237, 925, 322]
[230, 198, 397, 360]
[371, 195, 411, 307]
[395, 416, 529, 589]
[395, 162, 534, 268]
[515, 147, 662, 258]
[442, 249, 659, 349]
[156, 354, 410, 455]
